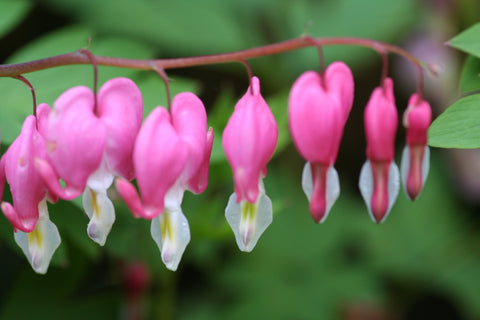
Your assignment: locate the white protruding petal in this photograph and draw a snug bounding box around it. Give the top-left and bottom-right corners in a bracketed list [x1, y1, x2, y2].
[86, 158, 115, 191]
[151, 207, 190, 271]
[359, 160, 400, 223]
[82, 187, 115, 246]
[301, 162, 313, 200]
[400, 145, 430, 200]
[301, 162, 340, 222]
[14, 198, 61, 274]
[422, 146, 430, 185]
[225, 178, 273, 252]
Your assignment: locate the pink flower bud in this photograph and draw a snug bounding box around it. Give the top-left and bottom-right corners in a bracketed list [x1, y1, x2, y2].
[359, 78, 400, 223]
[222, 76, 278, 204]
[401, 94, 432, 200]
[364, 78, 398, 162]
[0, 115, 48, 232]
[288, 62, 354, 222]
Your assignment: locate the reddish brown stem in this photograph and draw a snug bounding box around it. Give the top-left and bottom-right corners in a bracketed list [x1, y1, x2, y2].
[238, 59, 253, 94]
[79, 49, 98, 112]
[0, 36, 428, 97]
[152, 65, 171, 109]
[12, 75, 36, 119]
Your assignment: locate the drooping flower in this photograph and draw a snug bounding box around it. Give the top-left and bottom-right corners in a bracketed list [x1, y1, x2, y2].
[82, 78, 143, 245]
[34, 86, 106, 200]
[359, 78, 400, 223]
[35, 78, 143, 246]
[288, 62, 354, 223]
[400, 94, 432, 200]
[116, 92, 213, 270]
[0, 113, 60, 274]
[222, 76, 278, 252]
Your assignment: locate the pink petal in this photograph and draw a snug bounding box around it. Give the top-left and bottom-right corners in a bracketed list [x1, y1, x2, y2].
[222, 77, 278, 203]
[364, 78, 398, 162]
[187, 127, 214, 194]
[115, 178, 146, 218]
[133, 107, 189, 217]
[288, 70, 343, 164]
[97, 78, 143, 180]
[170, 92, 208, 185]
[323, 61, 354, 124]
[41, 87, 106, 197]
[404, 94, 432, 146]
[1, 116, 47, 232]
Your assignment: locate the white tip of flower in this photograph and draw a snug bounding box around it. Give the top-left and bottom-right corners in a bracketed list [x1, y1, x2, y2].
[151, 208, 190, 271]
[83, 187, 115, 246]
[14, 198, 61, 274]
[301, 162, 340, 223]
[359, 160, 400, 224]
[86, 159, 115, 191]
[400, 145, 430, 200]
[225, 179, 273, 252]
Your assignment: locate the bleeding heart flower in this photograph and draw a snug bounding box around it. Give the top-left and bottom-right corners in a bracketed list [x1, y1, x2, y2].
[34, 86, 106, 200]
[288, 62, 354, 223]
[222, 76, 278, 252]
[82, 78, 143, 246]
[400, 93, 432, 201]
[116, 92, 213, 271]
[0, 113, 60, 274]
[359, 78, 400, 223]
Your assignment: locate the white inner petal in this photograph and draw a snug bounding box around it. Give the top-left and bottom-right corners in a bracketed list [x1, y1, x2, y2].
[150, 206, 190, 272]
[86, 157, 114, 192]
[14, 198, 61, 274]
[400, 145, 430, 200]
[400, 146, 409, 197]
[359, 160, 400, 223]
[422, 146, 430, 186]
[225, 178, 273, 252]
[301, 162, 340, 223]
[82, 187, 115, 246]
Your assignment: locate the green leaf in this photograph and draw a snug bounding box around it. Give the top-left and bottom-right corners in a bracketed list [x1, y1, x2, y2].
[0, 0, 32, 39]
[460, 55, 480, 93]
[449, 23, 480, 58]
[428, 94, 480, 148]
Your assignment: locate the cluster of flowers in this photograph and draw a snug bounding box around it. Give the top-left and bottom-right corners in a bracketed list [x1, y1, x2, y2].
[0, 61, 431, 274]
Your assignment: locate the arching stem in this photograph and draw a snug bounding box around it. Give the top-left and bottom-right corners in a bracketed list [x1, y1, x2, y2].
[152, 64, 171, 109]
[238, 59, 253, 94]
[12, 75, 37, 125]
[0, 36, 430, 101]
[79, 49, 98, 113]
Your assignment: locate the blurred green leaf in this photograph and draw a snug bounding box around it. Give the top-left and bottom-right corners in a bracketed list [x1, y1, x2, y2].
[0, 268, 120, 320]
[428, 94, 480, 148]
[268, 91, 291, 155]
[449, 22, 480, 58]
[0, 0, 31, 39]
[460, 55, 480, 93]
[131, 73, 199, 119]
[271, 0, 419, 81]
[39, 0, 261, 54]
[0, 25, 155, 144]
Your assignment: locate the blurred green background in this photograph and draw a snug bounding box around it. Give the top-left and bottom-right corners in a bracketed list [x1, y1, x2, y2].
[1, 0, 480, 319]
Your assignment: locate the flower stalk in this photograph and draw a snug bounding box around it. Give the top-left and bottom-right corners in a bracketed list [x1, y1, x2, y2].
[0, 36, 431, 96]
